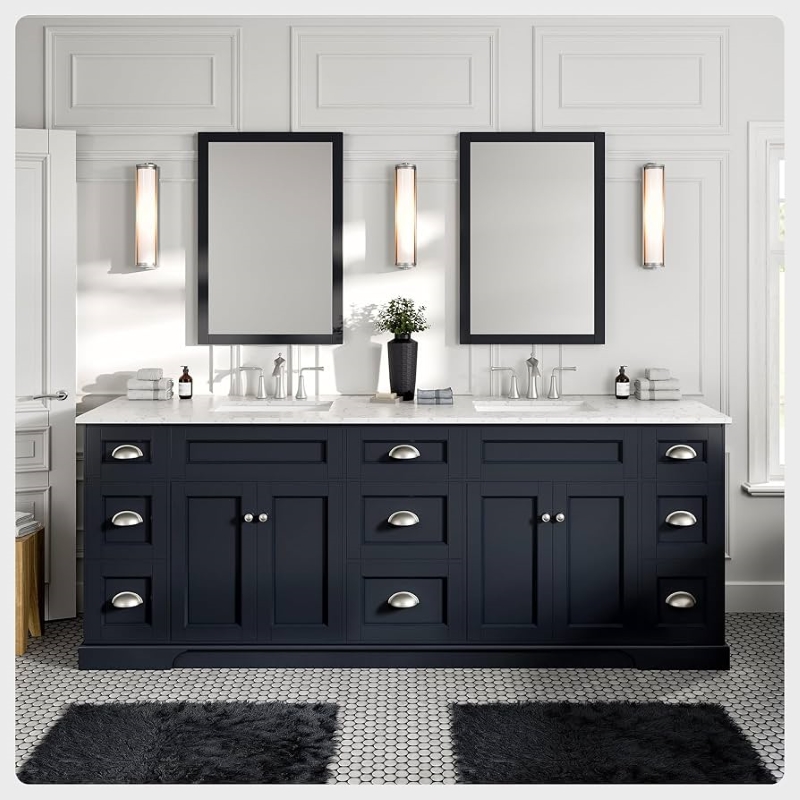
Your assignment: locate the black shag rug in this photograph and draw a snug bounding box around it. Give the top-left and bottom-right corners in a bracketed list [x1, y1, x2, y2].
[451, 702, 776, 784]
[17, 701, 338, 784]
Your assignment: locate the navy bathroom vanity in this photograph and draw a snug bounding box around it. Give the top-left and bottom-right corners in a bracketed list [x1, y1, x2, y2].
[77, 396, 730, 670]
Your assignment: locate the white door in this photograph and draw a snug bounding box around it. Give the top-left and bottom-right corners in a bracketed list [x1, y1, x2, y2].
[15, 129, 77, 620]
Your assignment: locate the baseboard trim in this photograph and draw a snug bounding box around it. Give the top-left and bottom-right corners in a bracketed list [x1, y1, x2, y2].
[725, 581, 784, 612]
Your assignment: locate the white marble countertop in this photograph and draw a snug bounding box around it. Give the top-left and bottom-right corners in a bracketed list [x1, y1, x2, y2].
[75, 394, 732, 425]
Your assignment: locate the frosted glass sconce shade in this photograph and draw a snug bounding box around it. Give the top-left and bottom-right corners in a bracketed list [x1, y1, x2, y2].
[135, 162, 159, 269]
[642, 163, 665, 268]
[395, 163, 417, 268]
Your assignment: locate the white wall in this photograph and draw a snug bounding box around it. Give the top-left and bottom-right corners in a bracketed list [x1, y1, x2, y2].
[15, 15, 784, 610]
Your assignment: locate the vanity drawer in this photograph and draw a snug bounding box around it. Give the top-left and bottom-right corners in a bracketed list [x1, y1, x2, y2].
[347, 426, 464, 481]
[84, 483, 168, 560]
[640, 560, 724, 645]
[85, 426, 169, 481]
[642, 426, 724, 482]
[346, 483, 463, 559]
[83, 560, 168, 644]
[641, 483, 724, 560]
[347, 560, 464, 642]
[171, 426, 343, 481]
[473, 426, 637, 481]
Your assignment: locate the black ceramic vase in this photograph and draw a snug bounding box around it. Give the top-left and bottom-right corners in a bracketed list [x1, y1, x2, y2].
[387, 334, 418, 401]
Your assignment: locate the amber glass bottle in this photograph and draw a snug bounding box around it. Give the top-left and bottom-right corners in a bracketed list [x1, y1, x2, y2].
[615, 365, 630, 399]
[178, 366, 193, 399]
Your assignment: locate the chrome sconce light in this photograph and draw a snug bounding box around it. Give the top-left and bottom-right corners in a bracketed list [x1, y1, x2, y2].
[642, 163, 665, 268]
[394, 162, 417, 268]
[135, 162, 160, 269]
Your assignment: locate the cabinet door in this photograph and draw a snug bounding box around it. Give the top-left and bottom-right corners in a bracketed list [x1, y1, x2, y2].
[257, 483, 344, 642]
[171, 482, 258, 642]
[551, 482, 639, 642]
[467, 482, 553, 642]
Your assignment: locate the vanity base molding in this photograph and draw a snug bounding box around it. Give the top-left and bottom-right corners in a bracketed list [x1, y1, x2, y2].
[80, 423, 728, 671]
[77, 644, 730, 671]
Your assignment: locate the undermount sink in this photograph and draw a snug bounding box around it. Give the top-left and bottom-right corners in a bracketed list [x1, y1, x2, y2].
[213, 400, 333, 413]
[472, 399, 595, 414]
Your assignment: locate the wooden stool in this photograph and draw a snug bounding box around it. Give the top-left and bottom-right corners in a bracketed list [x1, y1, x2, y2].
[15, 526, 45, 656]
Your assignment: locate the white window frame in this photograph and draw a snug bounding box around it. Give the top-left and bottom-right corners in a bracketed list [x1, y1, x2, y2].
[744, 121, 785, 496]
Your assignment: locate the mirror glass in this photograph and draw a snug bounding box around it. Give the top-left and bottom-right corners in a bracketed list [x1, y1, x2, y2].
[459, 132, 604, 344]
[198, 133, 343, 344]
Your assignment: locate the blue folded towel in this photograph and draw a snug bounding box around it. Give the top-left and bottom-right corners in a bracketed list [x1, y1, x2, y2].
[416, 387, 454, 405]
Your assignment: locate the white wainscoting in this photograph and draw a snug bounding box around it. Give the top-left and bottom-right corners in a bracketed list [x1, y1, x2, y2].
[534, 26, 728, 133]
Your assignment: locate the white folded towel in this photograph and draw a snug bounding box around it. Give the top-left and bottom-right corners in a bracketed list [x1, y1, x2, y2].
[16, 519, 41, 537]
[635, 389, 682, 401]
[644, 367, 671, 380]
[635, 378, 680, 391]
[127, 389, 173, 400]
[127, 378, 173, 391]
[16, 511, 34, 525]
[136, 368, 163, 381]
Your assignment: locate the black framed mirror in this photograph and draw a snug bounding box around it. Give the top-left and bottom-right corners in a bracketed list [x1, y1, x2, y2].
[198, 132, 343, 344]
[459, 132, 605, 344]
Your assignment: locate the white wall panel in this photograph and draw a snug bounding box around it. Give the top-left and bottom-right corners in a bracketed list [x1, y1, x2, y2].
[46, 26, 241, 132]
[534, 26, 728, 133]
[292, 26, 498, 132]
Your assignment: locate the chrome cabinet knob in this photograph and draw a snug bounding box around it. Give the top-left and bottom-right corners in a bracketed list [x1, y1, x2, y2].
[665, 444, 698, 460]
[387, 591, 420, 609]
[555, 513, 566, 523]
[110, 444, 144, 460]
[110, 510, 144, 527]
[540, 513, 551, 523]
[387, 511, 420, 527]
[243, 513, 254, 523]
[388, 444, 421, 460]
[258, 513, 269, 523]
[665, 591, 697, 609]
[665, 510, 698, 527]
[111, 591, 144, 609]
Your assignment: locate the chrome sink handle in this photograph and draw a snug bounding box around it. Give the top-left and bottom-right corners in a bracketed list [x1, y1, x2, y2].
[547, 366, 577, 399]
[490, 366, 520, 399]
[296, 366, 325, 400]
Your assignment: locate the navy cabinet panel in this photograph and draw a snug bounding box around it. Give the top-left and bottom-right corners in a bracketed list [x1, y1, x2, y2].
[170, 482, 258, 642]
[84, 483, 167, 560]
[641, 482, 724, 560]
[640, 559, 724, 644]
[84, 560, 168, 643]
[257, 483, 344, 642]
[467, 483, 553, 642]
[551, 482, 640, 642]
[171, 426, 343, 481]
[347, 426, 466, 481]
[346, 482, 463, 560]
[348, 560, 465, 642]
[641, 425, 724, 482]
[472, 426, 638, 481]
[85, 425, 169, 480]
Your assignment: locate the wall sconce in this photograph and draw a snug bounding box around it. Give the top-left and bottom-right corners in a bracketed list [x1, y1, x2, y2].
[395, 162, 417, 268]
[135, 162, 160, 269]
[642, 163, 665, 268]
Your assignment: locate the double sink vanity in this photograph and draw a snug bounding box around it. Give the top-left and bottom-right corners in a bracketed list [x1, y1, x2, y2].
[77, 395, 731, 670]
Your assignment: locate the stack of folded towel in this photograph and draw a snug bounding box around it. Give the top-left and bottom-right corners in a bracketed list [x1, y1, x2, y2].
[16, 511, 41, 538]
[634, 368, 681, 400]
[127, 368, 173, 400]
[416, 387, 454, 405]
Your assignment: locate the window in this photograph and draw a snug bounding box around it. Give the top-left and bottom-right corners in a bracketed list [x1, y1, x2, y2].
[745, 122, 785, 495]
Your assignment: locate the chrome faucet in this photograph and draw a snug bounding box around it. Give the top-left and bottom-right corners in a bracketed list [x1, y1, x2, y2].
[547, 366, 577, 399]
[296, 366, 324, 400]
[526, 352, 541, 399]
[238, 366, 268, 399]
[490, 366, 520, 399]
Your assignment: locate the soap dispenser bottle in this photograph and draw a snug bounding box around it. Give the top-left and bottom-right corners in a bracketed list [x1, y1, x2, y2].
[272, 353, 287, 399]
[615, 366, 630, 399]
[178, 366, 193, 399]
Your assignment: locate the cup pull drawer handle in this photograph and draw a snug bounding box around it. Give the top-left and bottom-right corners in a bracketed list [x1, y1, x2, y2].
[665, 510, 698, 527]
[387, 591, 420, 609]
[111, 511, 144, 527]
[387, 511, 420, 527]
[111, 591, 144, 609]
[665, 444, 698, 460]
[665, 591, 697, 609]
[388, 444, 421, 460]
[110, 444, 144, 460]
